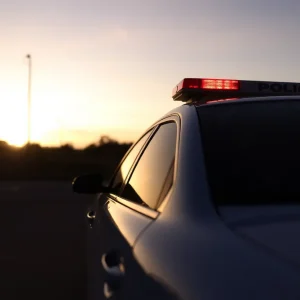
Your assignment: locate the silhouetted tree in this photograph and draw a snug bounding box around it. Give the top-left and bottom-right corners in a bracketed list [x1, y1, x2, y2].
[84, 143, 97, 151]
[99, 135, 118, 146]
[0, 140, 9, 148]
[60, 144, 74, 152]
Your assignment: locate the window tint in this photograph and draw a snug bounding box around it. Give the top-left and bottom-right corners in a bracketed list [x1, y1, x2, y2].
[122, 122, 177, 209]
[111, 131, 152, 194]
[197, 100, 300, 206]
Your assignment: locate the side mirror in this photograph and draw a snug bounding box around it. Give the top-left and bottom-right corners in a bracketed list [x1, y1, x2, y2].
[72, 173, 111, 194]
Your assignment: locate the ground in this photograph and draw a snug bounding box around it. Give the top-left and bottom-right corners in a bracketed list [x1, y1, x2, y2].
[0, 181, 93, 300]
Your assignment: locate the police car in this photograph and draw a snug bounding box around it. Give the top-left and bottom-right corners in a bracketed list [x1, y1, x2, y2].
[73, 78, 300, 300]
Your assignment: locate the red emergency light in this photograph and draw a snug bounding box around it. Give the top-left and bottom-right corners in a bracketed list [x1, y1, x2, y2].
[172, 78, 300, 103]
[201, 79, 239, 90]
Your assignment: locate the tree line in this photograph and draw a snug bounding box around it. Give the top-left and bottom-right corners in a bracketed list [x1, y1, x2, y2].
[0, 136, 133, 181]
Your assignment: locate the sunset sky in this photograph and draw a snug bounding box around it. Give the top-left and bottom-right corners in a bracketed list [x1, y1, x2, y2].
[0, 0, 300, 147]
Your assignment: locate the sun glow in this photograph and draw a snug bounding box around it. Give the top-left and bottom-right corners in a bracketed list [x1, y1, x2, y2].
[0, 89, 60, 147]
[0, 130, 27, 146]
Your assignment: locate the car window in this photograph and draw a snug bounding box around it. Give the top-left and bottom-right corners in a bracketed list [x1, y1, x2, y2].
[197, 100, 300, 206]
[122, 122, 177, 209]
[111, 131, 152, 195]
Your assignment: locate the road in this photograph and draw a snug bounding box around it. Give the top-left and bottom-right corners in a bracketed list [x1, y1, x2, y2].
[0, 181, 94, 300]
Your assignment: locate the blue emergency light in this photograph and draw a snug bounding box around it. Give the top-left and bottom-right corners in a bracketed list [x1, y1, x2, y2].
[172, 78, 300, 102]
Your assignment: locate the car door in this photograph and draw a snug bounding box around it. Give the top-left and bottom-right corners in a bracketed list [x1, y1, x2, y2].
[89, 119, 179, 300]
[87, 130, 154, 300]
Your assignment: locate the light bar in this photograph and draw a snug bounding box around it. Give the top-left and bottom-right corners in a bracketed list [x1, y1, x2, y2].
[172, 78, 300, 102]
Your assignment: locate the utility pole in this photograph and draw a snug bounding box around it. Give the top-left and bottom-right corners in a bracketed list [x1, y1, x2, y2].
[26, 54, 32, 145]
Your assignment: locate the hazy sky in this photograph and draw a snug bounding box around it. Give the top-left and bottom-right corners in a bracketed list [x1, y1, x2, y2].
[0, 0, 300, 147]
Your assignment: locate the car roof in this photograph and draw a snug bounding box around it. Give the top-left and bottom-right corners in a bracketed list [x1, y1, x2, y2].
[193, 95, 300, 108]
[160, 95, 300, 122]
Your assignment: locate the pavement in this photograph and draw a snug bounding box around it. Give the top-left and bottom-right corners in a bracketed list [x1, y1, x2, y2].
[0, 181, 95, 300]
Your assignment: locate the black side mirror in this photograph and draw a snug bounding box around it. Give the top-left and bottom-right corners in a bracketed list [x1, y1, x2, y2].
[72, 173, 111, 194]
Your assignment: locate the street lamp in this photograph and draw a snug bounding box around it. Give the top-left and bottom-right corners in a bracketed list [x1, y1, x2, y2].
[26, 54, 32, 145]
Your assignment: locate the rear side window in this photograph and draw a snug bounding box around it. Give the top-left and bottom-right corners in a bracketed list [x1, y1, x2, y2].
[122, 122, 177, 209]
[198, 100, 300, 206]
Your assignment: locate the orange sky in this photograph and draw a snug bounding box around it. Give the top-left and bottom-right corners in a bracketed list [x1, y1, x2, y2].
[0, 0, 300, 148]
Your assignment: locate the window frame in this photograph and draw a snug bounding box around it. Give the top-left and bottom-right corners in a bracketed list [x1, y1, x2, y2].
[109, 114, 180, 214]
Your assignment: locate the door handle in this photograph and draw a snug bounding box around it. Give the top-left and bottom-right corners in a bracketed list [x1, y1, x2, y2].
[101, 251, 125, 277]
[102, 251, 125, 298]
[103, 281, 115, 299]
[86, 210, 96, 228]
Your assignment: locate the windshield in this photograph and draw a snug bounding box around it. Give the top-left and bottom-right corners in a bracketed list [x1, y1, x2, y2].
[197, 100, 300, 205]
